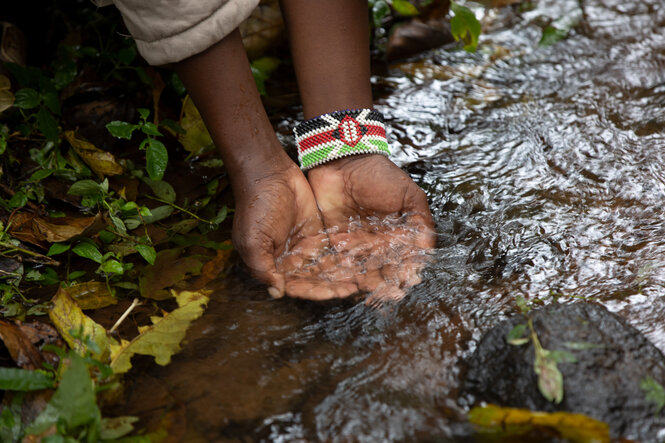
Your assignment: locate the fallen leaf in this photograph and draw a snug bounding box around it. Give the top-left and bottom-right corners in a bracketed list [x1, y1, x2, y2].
[0, 320, 44, 370]
[58, 282, 117, 310]
[49, 287, 110, 361]
[138, 249, 206, 300]
[192, 243, 233, 288]
[0, 74, 15, 113]
[176, 95, 214, 155]
[109, 289, 210, 374]
[469, 404, 610, 443]
[31, 212, 106, 243]
[64, 130, 124, 178]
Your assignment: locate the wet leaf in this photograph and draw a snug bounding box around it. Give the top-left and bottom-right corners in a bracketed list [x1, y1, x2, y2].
[73, 241, 103, 264]
[469, 404, 610, 443]
[141, 122, 162, 137]
[32, 212, 105, 243]
[60, 282, 117, 310]
[13, 88, 40, 109]
[391, 0, 419, 16]
[25, 352, 101, 438]
[100, 259, 124, 275]
[193, 244, 233, 288]
[450, 2, 481, 52]
[46, 243, 70, 256]
[540, 26, 569, 46]
[49, 287, 110, 361]
[535, 351, 564, 404]
[141, 205, 174, 224]
[136, 244, 156, 265]
[177, 95, 214, 155]
[109, 289, 210, 374]
[100, 416, 139, 440]
[506, 323, 529, 346]
[64, 130, 123, 177]
[146, 138, 168, 181]
[144, 178, 176, 203]
[0, 320, 44, 369]
[139, 249, 205, 300]
[68, 179, 107, 197]
[0, 368, 54, 391]
[640, 376, 665, 414]
[0, 74, 15, 113]
[515, 294, 529, 313]
[106, 121, 138, 140]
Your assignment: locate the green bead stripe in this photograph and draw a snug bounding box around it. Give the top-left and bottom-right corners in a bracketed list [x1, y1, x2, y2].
[300, 141, 390, 169]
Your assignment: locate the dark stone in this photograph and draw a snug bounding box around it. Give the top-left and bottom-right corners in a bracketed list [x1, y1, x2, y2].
[461, 302, 665, 441]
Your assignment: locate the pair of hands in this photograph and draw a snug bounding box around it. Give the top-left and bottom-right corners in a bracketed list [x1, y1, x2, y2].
[232, 153, 436, 303]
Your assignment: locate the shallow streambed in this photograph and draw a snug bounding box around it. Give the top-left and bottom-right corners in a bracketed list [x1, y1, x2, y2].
[117, 0, 665, 440]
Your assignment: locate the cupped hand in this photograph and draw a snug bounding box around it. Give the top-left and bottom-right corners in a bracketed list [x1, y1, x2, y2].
[307, 154, 436, 303]
[232, 156, 358, 300]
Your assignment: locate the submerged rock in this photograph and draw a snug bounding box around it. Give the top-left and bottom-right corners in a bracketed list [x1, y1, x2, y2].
[461, 302, 665, 441]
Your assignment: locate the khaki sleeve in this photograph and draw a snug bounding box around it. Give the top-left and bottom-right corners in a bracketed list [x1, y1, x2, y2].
[101, 0, 260, 65]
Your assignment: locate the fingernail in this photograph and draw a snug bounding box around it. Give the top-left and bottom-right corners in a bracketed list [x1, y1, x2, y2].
[268, 286, 284, 299]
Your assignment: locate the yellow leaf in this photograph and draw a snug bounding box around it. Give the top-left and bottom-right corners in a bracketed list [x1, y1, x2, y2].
[109, 289, 210, 374]
[177, 96, 215, 156]
[64, 130, 124, 178]
[469, 404, 610, 443]
[0, 74, 14, 113]
[61, 282, 117, 310]
[49, 287, 111, 361]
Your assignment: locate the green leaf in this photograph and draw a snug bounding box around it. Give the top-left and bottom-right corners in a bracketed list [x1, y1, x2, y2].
[106, 121, 139, 140]
[450, 2, 481, 52]
[641, 376, 665, 414]
[549, 349, 577, 364]
[100, 416, 139, 440]
[36, 108, 59, 142]
[506, 323, 529, 346]
[68, 179, 105, 197]
[138, 108, 150, 121]
[540, 26, 569, 46]
[29, 168, 54, 181]
[25, 352, 101, 438]
[136, 244, 157, 265]
[0, 367, 55, 391]
[7, 191, 28, 208]
[47, 243, 71, 256]
[141, 205, 174, 224]
[212, 205, 228, 224]
[73, 242, 103, 264]
[144, 178, 176, 203]
[146, 138, 168, 181]
[515, 295, 530, 313]
[13, 88, 41, 109]
[42, 91, 61, 115]
[251, 57, 281, 97]
[110, 214, 128, 235]
[110, 289, 210, 373]
[100, 259, 124, 275]
[372, 0, 391, 28]
[141, 122, 163, 137]
[391, 0, 419, 16]
[563, 341, 605, 351]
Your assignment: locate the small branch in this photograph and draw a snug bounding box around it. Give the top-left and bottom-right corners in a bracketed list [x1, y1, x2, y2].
[110, 298, 142, 334]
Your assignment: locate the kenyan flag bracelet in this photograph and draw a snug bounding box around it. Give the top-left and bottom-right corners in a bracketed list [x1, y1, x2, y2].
[294, 109, 391, 170]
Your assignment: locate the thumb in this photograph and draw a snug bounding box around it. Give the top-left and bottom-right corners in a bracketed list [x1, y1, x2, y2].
[245, 250, 286, 299]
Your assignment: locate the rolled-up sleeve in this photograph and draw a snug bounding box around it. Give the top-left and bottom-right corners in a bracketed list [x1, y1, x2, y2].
[94, 0, 260, 65]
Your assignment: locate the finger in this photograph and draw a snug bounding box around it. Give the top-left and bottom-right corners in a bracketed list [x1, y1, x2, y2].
[285, 278, 359, 300]
[365, 282, 405, 307]
[356, 268, 384, 293]
[239, 239, 287, 298]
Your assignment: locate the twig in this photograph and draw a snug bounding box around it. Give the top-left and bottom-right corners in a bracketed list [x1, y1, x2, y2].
[110, 298, 142, 334]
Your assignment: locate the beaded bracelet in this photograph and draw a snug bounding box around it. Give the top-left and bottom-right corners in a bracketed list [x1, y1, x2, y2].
[294, 109, 390, 170]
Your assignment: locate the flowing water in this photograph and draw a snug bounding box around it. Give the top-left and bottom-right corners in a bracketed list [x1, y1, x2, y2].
[121, 0, 665, 440]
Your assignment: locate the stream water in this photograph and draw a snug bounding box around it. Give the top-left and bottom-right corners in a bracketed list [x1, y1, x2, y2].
[120, 0, 665, 440]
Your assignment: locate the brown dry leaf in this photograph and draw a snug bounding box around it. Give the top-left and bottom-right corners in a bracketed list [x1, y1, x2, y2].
[64, 130, 124, 178]
[0, 74, 15, 113]
[192, 243, 233, 289]
[32, 212, 105, 243]
[59, 282, 118, 310]
[240, 0, 285, 59]
[0, 320, 44, 370]
[469, 404, 610, 443]
[138, 249, 206, 300]
[8, 212, 48, 250]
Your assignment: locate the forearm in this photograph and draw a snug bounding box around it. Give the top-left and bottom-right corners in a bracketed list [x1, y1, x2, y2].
[280, 0, 373, 118]
[173, 29, 292, 190]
